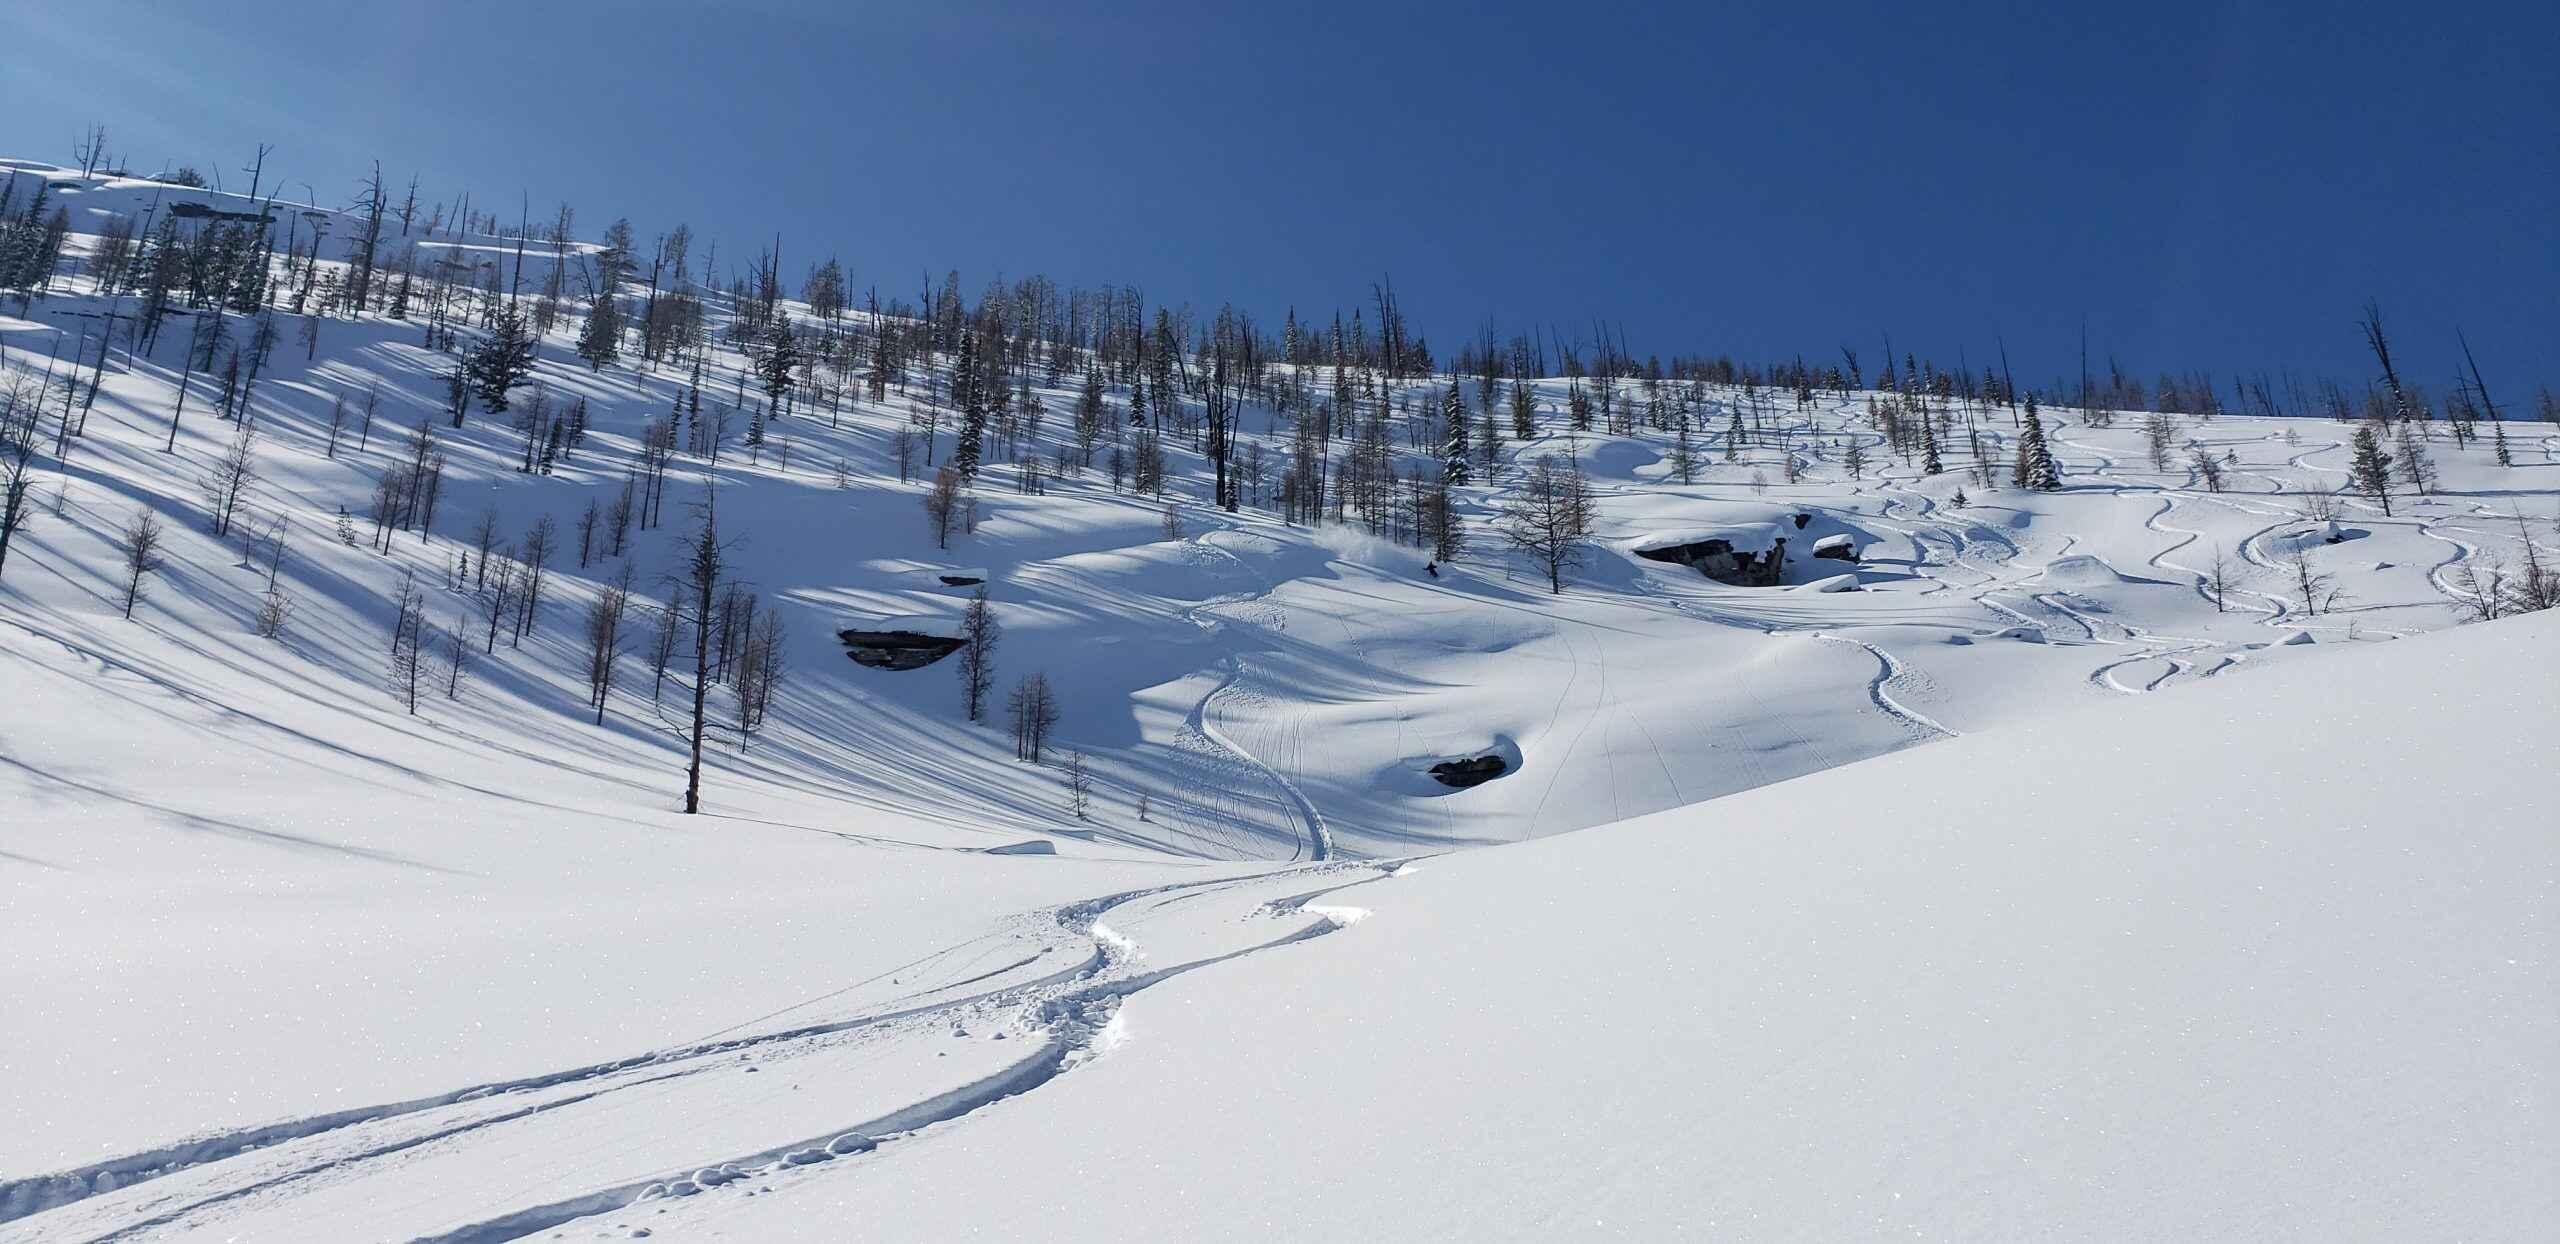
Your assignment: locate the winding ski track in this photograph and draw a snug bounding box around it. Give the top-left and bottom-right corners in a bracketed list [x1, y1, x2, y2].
[2, 865, 1400, 1242]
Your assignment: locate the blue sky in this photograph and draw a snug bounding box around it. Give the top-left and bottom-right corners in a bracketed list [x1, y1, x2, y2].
[7, 0, 2552, 396]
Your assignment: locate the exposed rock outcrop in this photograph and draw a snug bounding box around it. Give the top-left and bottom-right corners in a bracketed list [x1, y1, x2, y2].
[839, 629, 966, 670]
[1428, 756, 1510, 788]
[1633, 535, 1788, 586]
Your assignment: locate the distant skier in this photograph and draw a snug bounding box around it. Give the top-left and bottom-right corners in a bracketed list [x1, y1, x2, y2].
[1425, 561, 1439, 578]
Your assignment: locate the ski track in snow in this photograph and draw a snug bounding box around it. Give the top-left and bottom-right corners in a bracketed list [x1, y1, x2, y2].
[1, 864, 1402, 1242]
[1178, 532, 1334, 862]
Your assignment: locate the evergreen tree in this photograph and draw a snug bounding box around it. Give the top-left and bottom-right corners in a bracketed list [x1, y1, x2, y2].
[1668, 415, 1698, 484]
[1442, 384, 1470, 484]
[756, 313, 797, 413]
[467, 303, 537, 412]
[952, 331, 985, 478]
[1073, 369, 1107, 464]
[2349, 421, 2395, 514]
[2014, 402, 2061, 491]
[576, 291, 622, 369]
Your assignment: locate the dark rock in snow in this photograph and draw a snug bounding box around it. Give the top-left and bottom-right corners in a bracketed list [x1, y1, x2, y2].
[1811, 534, 1858, 562]
[1633, 535, 1788, 586]
[1429, 756, 1510, 788]
[839, 629, 966, 670]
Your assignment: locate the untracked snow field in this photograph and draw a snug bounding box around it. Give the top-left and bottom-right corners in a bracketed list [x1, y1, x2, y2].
[2, 160, 2554, 1239]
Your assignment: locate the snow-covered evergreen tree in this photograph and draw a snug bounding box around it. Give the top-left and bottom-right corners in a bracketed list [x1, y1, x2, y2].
[2014, 401, 2061, 491]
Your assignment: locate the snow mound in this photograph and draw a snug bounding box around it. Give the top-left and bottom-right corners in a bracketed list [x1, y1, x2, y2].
[1628, 523, 1787, 557]
[980, 840, 1058, 856]
[2042, 554, 2123, 588]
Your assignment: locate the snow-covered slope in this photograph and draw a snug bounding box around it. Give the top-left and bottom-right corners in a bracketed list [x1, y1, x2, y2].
[614, 610, 2560, 1242]
[3, 148, 2554, 1238]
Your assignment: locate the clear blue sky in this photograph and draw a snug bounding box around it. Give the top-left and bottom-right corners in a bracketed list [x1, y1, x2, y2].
[8, 0, 2552, 396]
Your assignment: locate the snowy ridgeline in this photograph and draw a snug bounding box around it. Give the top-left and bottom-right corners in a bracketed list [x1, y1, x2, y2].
[2, 156, 2556, 1238]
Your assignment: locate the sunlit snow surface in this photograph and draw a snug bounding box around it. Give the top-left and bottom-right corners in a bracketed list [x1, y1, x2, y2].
[3, 159, 2554, 1239]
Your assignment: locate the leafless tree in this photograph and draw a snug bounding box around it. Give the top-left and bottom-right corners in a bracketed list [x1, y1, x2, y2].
[325, 392, 348, 459]
[2509, 507, 2559, 612]
[0, 377, 40, 579]
[515, 513, 557, 641]
[443, 610, 471, 698]
[1499, 452, 1595, 593]
[117, 507, 164, 619]
[1008, 672, 1060, 761]
[924, 466, 965, 548]
[1066, 750, 1092, 820]
[197, 423, 258, 537]
[254, 586, 295, 639]
[73, 122, 108, 177]
[584, 561, 635, 724]
[2187, 447, 2224, 493]
[389, 569, 428, 713]
[2143, 412, 2179, 472]
[480, 548, 519, 653]
[2286, 545, 2343, 616]
[2448, 558, 2510, 622]
[958, 585, 998, 722]
[647, 589, 682, 705]
[734, 606, 786, 744]
[468, 506, 501, 587]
